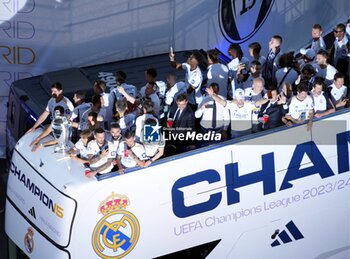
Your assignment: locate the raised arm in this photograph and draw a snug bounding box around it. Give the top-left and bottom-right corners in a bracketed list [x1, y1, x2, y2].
[169, 50, 183, 70]
[117, 86, 137, 104]
[205, 88, 227, 107]
[255, 98, 269, 106]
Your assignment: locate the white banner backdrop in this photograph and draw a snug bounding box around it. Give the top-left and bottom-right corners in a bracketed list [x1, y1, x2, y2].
[0, 0, 349, 157]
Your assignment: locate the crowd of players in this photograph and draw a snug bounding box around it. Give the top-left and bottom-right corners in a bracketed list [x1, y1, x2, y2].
[26, 21, 350, 177]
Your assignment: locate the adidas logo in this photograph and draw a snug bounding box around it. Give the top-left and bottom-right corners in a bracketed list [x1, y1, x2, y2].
[28, 207, 36, 219]
[271, 220, 304, 247]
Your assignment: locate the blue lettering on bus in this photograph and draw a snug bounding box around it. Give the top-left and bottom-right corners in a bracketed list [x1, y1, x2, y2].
[337, 131, 350, 174]
[172, 170, 222, 218]
[226, 152, 276, 206]
[172, 131, 350, 218]
[280, 141, 334, 190]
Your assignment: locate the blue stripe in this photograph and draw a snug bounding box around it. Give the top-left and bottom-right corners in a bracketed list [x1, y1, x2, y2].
[271, 240, 280, 247]
[100, 225, 132, 251]
[286, 220, 304, 240]
[278, 230, 292, 243]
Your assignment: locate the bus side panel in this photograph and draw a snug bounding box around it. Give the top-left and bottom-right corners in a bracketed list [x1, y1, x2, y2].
[6, 150, 77, 247]
[5, 200, 70, 259]
[224, 182, 350, 258]
[75, 112, 350, 259]
[7, 111, 348, 259]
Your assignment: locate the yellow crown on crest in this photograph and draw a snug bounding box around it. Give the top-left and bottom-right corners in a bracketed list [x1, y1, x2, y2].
[98, 193, 130, 215]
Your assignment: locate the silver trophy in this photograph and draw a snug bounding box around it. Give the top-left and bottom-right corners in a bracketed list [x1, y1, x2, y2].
[51, 110, 71, 153]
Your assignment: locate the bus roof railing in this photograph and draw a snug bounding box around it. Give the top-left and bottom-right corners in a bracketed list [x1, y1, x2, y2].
[96, 108, 350, 181]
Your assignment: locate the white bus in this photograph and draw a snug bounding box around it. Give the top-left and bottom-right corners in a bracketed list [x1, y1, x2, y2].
[5, 109, 350, 259]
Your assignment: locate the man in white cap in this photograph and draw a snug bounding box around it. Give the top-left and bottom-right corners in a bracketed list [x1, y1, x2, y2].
[206, 88, 258, 138]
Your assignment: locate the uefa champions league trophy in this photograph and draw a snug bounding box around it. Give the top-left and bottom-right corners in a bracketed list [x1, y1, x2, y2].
[51, 110, 71, 153]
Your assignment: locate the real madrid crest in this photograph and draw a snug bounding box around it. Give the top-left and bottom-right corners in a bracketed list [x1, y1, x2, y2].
[92, 193, 140, 259]
[24, 227, 34, 254]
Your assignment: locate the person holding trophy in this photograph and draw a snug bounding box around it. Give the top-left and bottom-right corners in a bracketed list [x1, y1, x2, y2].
[30, 105, 72, 153]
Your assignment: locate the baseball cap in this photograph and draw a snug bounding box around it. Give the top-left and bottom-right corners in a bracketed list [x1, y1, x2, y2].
[300, 48, 315, 60]
[234, 88, 245, 100]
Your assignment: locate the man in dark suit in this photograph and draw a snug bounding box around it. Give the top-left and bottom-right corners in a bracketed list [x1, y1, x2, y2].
[166, 93, 196, 154]
[257, 87, 285, 130]
[171, 93, 195, 131]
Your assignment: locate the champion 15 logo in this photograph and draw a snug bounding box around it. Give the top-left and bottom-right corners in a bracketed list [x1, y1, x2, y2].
[219, 0, 275, 43]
